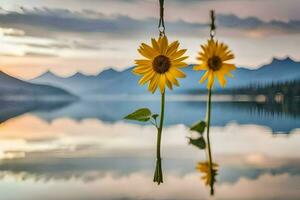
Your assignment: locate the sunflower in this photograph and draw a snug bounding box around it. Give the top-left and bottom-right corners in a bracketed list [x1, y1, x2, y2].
[194, 39, 236, 89]
[133, 36, 188, 94]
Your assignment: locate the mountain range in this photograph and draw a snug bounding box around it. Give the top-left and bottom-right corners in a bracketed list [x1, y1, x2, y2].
[30, 57, 300, 95]
[0, 71, 76, 101]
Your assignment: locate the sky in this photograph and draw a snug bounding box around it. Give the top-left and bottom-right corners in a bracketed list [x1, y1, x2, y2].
[0, 0, 300, 79]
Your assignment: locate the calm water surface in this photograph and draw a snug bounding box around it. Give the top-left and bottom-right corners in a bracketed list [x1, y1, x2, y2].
[0, 95, 299, 200]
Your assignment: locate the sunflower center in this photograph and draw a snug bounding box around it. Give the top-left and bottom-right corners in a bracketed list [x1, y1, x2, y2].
[152, 55, 171, 74]
[208, 56, 222, 71]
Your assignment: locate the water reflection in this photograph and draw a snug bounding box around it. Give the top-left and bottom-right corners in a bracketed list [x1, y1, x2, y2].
[0, 115, 299, 198]
[0, 100, 74, 123]
[188, 120, 219, 195]
[0, 96, 299, 199]
[196, 161, 218, 195]
[1, 170, 300, 200]
[2, 96, 296, 133]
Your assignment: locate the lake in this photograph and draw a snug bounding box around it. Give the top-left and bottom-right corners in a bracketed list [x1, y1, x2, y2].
[0, 95, 299, 200]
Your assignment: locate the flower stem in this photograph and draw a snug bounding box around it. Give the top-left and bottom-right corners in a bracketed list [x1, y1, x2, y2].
[153, 92, 165, 184]
[206, 89, 214, 195]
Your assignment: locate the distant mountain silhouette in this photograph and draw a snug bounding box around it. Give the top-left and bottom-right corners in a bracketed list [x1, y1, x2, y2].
[31, 57, 300, 95]
[0, 71, 77, 100]
[178, 56, 300, 92]
[31, 68, 123, 94]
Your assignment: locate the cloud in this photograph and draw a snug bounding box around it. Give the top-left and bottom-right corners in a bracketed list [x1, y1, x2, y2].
[23, 52, 58, 57]
[0, 27, 25, 37]
[217, 14, 300, 37]
[0, 52, 58, 58]
[12, 40, 100, 51]
[0, 7, 300, 41]
[0, 8, 149, 38]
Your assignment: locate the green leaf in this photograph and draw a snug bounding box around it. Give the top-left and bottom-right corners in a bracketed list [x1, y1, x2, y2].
[124, 108, 152, 122]
[188, 137, 206, 149]
[152, 114, 159, 120]
[190, 121, 206, 135]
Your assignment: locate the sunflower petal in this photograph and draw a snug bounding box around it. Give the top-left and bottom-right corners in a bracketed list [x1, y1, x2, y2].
[200, 45, 208, 56]
[216, 71, 227, 88]
[166, 41, 179, 56]
[193, 63, 208, 71]
[166, 71, 179, 86]
[172, 62, 188, 68]
[172, 56, 189, 63]
[197, 52, 208, 61]
[222, 53, 234, 61]
[148, 74, 160, 93]
[207, 40, 215, 57]
[141, 43, 158, 57]
[223, 63, 236, 70]
[160, 36, 168, 55]
[207, 71, 215, 89]
[138, 71, 155, 85]
[169, 67, 186, 78]
[219, 66, 234, 77]
[133, 66, 152, 74]
[151, 38, 160, 52]
[171, 49, 187, 60]
[135, 59, 151, 65]
[199, 71, 210, 83]
[158, 74, 167, 93]
[138, 48, 152, 59]
[166, 77, 173, 90]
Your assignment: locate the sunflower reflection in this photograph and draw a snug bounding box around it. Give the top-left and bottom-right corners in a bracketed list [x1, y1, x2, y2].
[196, 161, 218, 195]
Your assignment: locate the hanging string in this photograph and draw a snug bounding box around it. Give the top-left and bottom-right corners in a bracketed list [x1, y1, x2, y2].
[210, 10, 216, 39]
[158, 0, 165, 36]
